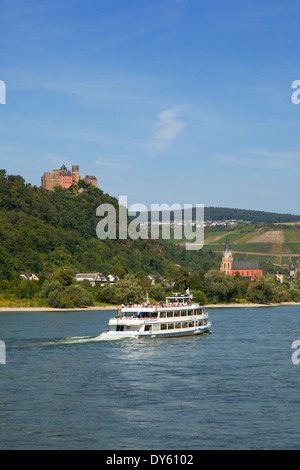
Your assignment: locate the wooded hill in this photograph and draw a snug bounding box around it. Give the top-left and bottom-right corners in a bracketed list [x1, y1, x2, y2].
[204, 207, 300, 223]
[0, 170, 219, 281]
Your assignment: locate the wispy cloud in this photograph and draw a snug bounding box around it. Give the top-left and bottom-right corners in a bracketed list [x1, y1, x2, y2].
[145, 107, 187, 155]
[95, 157, 129, 170]
[216, 147, 300, 170]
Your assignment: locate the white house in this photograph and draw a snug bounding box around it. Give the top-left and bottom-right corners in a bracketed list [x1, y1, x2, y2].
[75, 273, 110, 286]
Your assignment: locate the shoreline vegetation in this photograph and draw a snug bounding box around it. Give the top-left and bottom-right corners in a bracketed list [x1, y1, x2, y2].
[2, 171, 300, 312]
[1, 302, 300, 312]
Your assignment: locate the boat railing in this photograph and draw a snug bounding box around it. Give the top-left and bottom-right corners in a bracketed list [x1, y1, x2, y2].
[120, 301, 197, 309]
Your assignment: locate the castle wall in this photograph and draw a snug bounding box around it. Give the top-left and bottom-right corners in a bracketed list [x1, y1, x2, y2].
[41, 165, 97, 190]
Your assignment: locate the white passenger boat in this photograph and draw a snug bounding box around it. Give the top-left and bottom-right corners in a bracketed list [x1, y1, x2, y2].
[106, 294, 211, 338]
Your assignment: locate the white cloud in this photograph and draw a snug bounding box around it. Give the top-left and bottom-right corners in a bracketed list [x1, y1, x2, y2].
[95, 157, 129, 169]
[145, 107, 186, 155]
[216, 147, 300, 170]
[154, 108, 186, 141]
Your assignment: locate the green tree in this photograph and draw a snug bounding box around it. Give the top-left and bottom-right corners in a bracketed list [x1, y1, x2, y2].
[148, 284, 166, 302]
[187, 273, 203, 291]
[246, 278, 276, 304]
[289, 287, 300, 302]
[48, 290, 66, 308]
[62, 284, 94, 308]
[204, 269, 235, 303]
[41, 280, 63, 299]
[191, 290, 207, 305]
[115, 275, 143, 304]
[53, 268, 74, 286]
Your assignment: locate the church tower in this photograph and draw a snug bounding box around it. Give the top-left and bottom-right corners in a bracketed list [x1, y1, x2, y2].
[220, 236, 233, 275]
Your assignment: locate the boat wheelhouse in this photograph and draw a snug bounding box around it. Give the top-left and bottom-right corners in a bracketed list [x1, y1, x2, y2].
[106, 294, 211, 338]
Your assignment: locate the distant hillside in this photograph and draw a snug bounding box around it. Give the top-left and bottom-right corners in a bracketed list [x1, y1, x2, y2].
[203, 223, 300, 273]
[204, 207, 300, 223]
[139, 206, 300, 224]
[137, 207, 300, 224]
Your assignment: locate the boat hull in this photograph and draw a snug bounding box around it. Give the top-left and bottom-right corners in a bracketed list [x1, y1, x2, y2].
[105, 323, 211, 339]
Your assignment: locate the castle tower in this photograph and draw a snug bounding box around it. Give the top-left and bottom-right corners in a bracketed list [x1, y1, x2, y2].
[220, 236, 233, 275]
[72, 165, 80, 184]
[289, 262, 296, 278]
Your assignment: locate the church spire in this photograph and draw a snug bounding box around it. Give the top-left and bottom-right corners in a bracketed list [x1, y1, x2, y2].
[224, 236, 231, 252]
[220, 236, 233, 275]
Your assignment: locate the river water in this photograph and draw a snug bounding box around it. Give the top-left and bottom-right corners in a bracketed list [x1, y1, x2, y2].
[1, 306, 300, 450]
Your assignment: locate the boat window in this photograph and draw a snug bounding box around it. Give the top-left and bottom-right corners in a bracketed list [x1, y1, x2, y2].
[144, 325, 152, 332]
[160, 312, 166, 318]
[152, 312, 158, 318]
[153, 324, 160, 331]
[180, 311, 186, 317]
[161, 323, 167, 330]
[174, 311, 180, 317]
[198, 320, 203, 326]
[167, 311, 173, 318]
[189, 321, 194, 327]
[175, 322, 181, 329]
[125, 311, 135, 317]
[188, 310, 193, 316]
[182, 322, 188, 328]
[168, 323, 174, 329]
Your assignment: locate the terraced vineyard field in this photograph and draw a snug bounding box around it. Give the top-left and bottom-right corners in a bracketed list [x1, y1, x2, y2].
[203, 225, 300, 268]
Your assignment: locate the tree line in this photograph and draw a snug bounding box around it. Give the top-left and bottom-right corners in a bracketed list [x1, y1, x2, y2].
[0, 267, 299, 308]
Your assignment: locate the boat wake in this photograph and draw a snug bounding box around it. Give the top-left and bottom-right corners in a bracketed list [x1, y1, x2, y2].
[10, 333, 127, 349]
[42, 333, 128, 345]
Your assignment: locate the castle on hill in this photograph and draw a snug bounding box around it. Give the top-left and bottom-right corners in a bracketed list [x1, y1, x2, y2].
[220, 236, 263, 281]
[41, 164, 97, 191]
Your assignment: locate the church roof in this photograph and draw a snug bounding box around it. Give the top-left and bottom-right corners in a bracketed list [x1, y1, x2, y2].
[231, 260, 262, 270]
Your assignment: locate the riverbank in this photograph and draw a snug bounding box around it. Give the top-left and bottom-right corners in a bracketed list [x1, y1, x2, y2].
[0, 305, 116, 312]
[1, 302, 300, 312]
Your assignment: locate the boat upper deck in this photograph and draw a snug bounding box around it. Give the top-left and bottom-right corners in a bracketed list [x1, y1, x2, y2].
[120, 293, 199, 313]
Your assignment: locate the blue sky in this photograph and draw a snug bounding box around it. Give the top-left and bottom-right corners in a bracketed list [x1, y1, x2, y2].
[1, 0, 300, 214]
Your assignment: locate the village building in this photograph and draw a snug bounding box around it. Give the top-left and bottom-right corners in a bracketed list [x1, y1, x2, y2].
[75, 273, 107, 286]
[75, 272, 118, 286]
[220, 237, 263, 281]
[289, 259, 300, 278]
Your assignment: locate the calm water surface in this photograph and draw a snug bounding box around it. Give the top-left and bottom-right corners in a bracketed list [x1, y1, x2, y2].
[1, 306, 300, 450]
